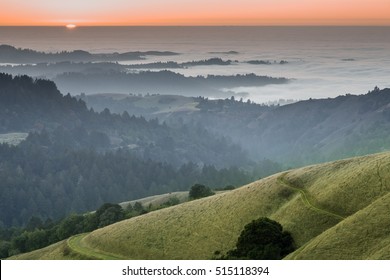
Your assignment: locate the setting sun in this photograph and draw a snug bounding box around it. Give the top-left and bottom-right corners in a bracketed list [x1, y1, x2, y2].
[66, 24, 77, 29]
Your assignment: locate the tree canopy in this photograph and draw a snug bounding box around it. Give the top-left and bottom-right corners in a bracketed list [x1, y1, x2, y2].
[189, 184, 215, 200]
[225, 217, 294, 260]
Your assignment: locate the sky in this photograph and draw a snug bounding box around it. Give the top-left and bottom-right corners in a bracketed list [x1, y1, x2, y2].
[1, 0, 389, 26]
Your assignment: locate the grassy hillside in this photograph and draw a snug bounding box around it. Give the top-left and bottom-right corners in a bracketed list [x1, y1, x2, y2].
[11, 152, 390, 260]
[286, 192, 390, 259]
[119, 191, 189, 210]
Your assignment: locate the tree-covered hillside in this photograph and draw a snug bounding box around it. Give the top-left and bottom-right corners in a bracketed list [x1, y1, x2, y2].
[0, 73, 250, 168]
[82, 87, 390, 167]
[0, 73, 283, 227]
[0, 135, 253, 227]
[0, 74, 280, 227]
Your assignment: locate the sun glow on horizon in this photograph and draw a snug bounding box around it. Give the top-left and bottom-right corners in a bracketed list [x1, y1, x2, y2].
[0, 0, 389, 26]
[66, 24, 77, 29]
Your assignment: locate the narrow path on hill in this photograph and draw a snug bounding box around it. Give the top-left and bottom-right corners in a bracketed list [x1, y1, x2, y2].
[277, 174, 346, 220]
[67, 233, 124, 260]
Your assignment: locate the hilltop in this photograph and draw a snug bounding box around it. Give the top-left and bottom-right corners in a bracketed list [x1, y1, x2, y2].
[11, 151, 390, 260]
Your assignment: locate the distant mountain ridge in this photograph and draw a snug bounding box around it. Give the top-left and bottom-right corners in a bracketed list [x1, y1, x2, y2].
[0, 45, 290, 97]
[248, 87, 390, 164]
[0, 44, 179, 64]
[81, 87, 390, 166]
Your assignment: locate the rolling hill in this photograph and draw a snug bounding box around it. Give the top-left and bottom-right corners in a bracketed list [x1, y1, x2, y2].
[10, 151, 390, 260]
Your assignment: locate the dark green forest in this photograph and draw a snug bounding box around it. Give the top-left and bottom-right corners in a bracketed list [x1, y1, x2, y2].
[0, 136, 253, 227]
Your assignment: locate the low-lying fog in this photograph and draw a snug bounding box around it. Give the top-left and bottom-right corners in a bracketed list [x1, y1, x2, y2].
[1, 26, 389, 103]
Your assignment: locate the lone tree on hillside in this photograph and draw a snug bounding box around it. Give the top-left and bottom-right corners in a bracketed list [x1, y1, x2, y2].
[224, 217, 294, 260]
[189, 184, 215, 200]
[95, 203, 125, 228]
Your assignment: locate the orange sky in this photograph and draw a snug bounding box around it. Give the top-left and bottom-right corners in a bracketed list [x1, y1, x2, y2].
[1, 0, 389, 26]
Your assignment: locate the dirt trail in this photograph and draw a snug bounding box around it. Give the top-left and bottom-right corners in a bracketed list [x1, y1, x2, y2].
[67, 234, 124, 260]
[277, 174, 345, 220]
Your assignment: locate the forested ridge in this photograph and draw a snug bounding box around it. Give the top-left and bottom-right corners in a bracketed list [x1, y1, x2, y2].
[86, 87, 390, 166]
[0, 73, 250, 167]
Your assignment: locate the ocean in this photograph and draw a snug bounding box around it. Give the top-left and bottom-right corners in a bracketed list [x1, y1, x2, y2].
[0, 26, 389, 103]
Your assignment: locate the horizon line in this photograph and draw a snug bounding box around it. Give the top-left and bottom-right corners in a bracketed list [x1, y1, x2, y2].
[1, 24, 390, 27]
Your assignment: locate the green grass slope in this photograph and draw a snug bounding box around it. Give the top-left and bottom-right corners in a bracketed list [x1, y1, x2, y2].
[7, 240, 79, 260]
[11, 152, 390, 260]
[119, 191, 189, 210]
[285, 192, 390, 259]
